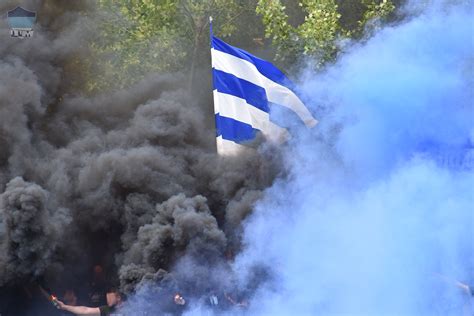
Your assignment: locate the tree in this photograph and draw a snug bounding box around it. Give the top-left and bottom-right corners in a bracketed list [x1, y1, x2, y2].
[256, 0, 396, 68]
[83, 1, 397, 92]
[85, 0, 257, 93]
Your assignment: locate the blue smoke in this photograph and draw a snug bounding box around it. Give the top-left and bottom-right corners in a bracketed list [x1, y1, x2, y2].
[233, 2, 474, 315]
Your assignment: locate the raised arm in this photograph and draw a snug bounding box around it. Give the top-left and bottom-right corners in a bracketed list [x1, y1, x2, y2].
[56, 299, 101, 315]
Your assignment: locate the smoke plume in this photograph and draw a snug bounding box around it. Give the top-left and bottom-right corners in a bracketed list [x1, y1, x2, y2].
[0, 177, 71, 285]
[1, 0, 472, 315]
[0, 1, 278, 312]
[231, 1, 473, 315]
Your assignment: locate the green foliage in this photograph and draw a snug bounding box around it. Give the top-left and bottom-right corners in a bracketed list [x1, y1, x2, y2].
[256, 0, 295, 60]
[82, 0, 396, 92]
[256, 0, 395, 68]
[299, 0, 341, 63]
[358, 0, 396, 35]
[86, 0, 249, 93]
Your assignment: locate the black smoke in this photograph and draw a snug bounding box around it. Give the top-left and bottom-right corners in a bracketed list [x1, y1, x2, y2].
[0, 1, 279, 314]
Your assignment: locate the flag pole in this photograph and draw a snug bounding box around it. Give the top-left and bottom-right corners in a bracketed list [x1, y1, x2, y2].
[209, 16, 213, 39]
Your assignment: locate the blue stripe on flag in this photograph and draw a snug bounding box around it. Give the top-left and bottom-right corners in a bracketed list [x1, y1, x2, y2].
[211, 36, 289, 87]
[215, 114, 258, 142]
[213, 69, 269, 113]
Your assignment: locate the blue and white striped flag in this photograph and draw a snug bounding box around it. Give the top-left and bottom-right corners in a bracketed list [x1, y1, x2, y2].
[210, 20, 317, 155]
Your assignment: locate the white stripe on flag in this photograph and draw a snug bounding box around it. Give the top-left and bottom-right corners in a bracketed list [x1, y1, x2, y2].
[212, 48, 318, 128]
[213, 90, 289, 143]
[216, 135, 249, 155]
